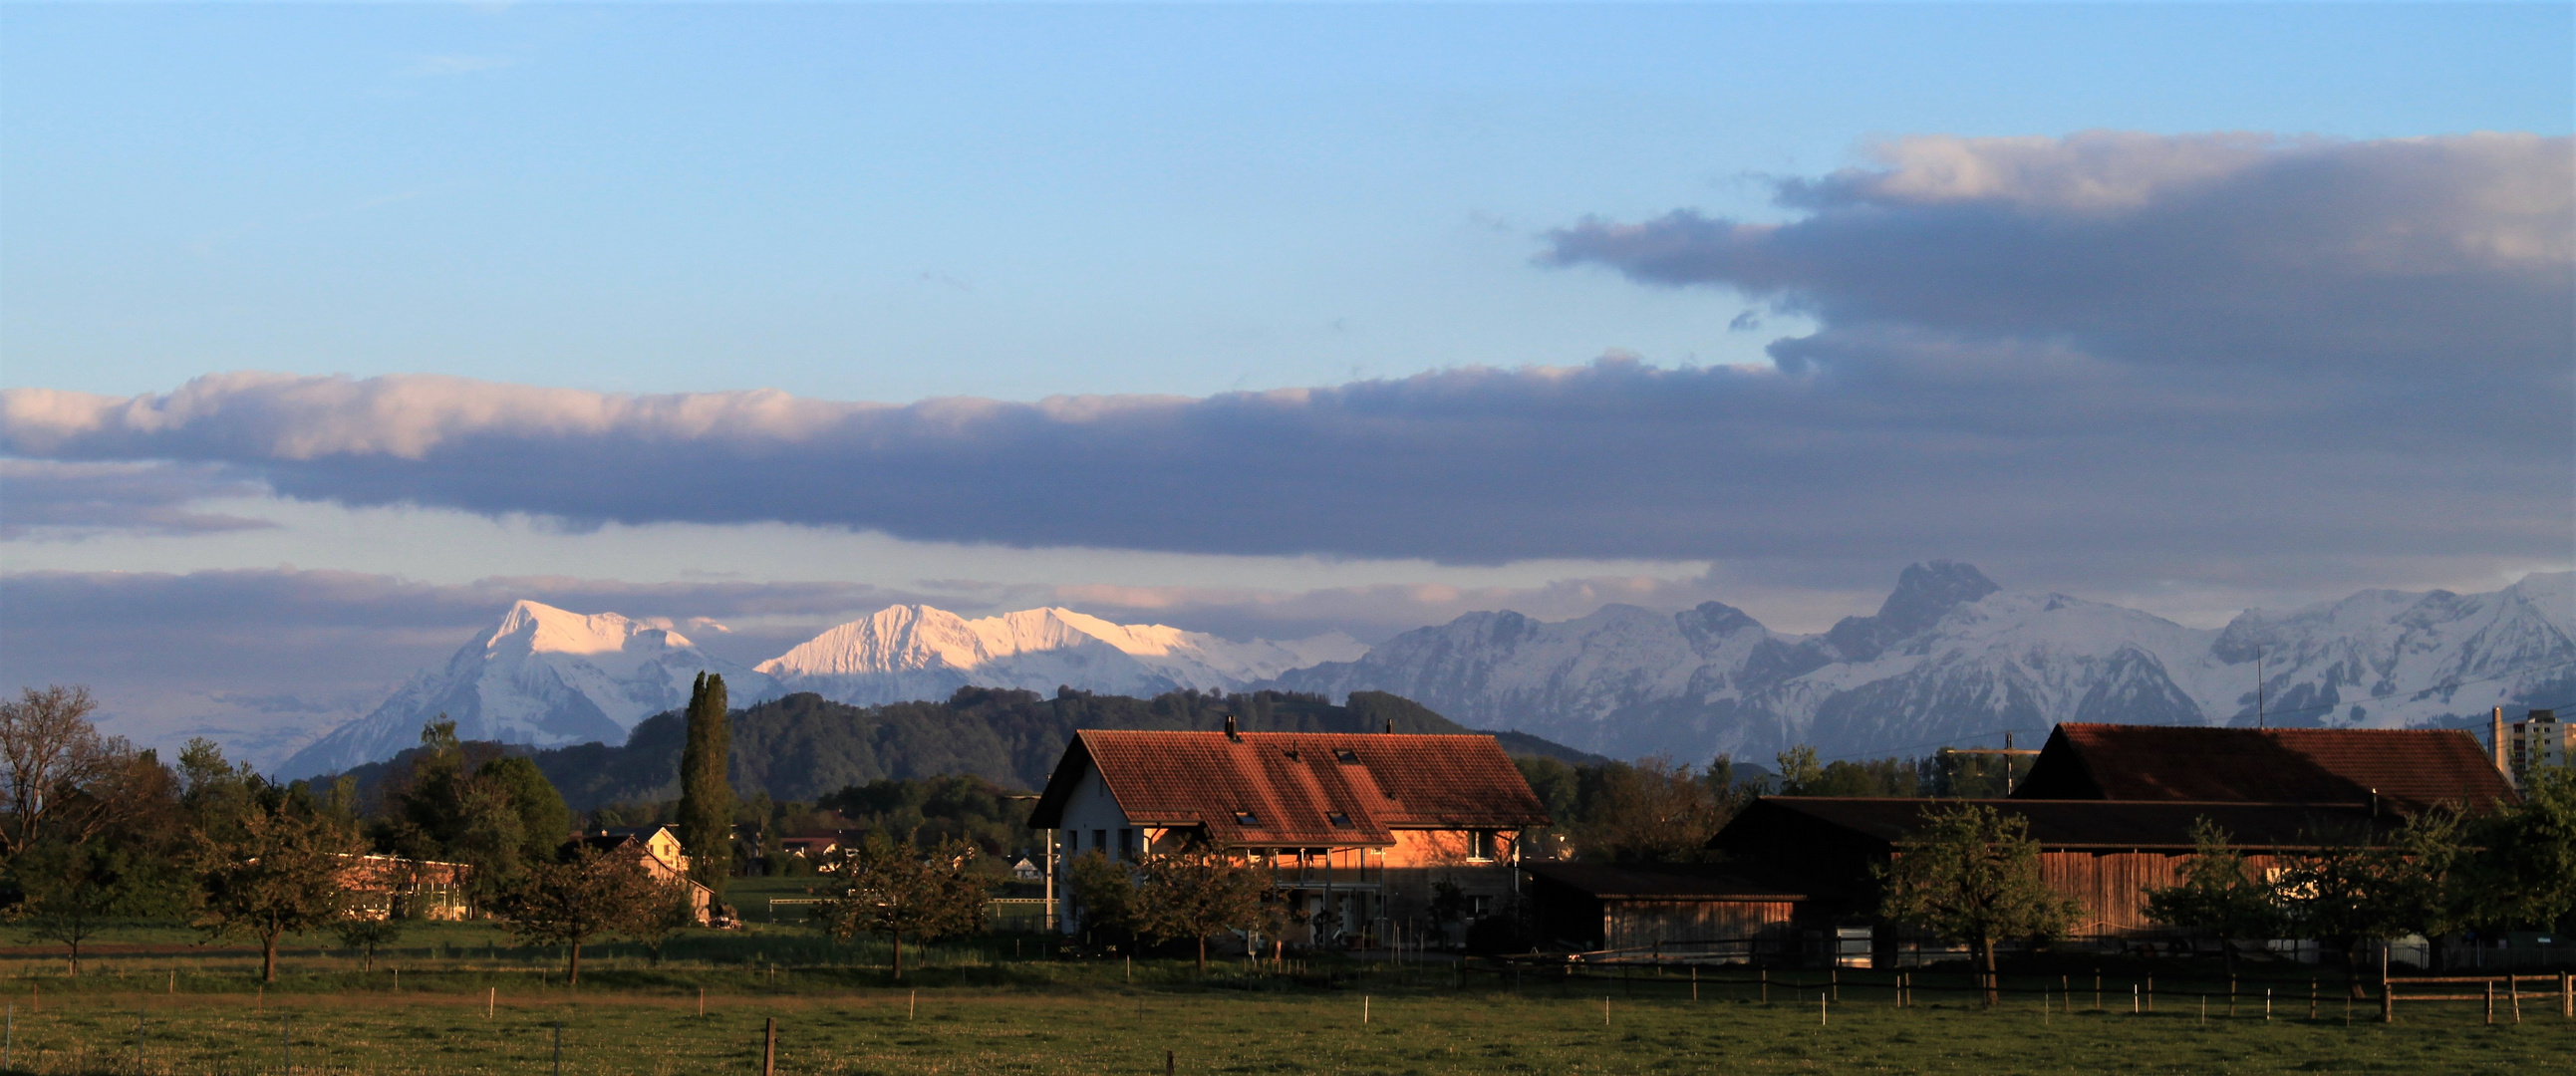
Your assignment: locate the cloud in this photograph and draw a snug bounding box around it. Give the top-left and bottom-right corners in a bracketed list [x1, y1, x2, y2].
[2, 133, 2565, 576]
[0, 459, 275, 540]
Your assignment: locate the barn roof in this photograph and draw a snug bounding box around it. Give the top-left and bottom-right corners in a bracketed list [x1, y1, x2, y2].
[1713, 797, 2385, 854]
[1524, 862, 1807, 902]
[2014, 723, 2517, 813]
[1027, 729, 1550, 848]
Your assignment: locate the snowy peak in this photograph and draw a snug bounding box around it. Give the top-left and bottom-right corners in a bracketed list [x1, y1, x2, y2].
[1825, 560, 2001, 663]
[486, 600, 692, 657]
[756, 605, 1361, 685]
[279, 600, 768, 779]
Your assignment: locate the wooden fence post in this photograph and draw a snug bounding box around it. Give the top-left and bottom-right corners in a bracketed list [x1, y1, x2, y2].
[2381, 945, 2394, 1024]
[2484, 981, 2494, 1025]
[762, 1016, 776, 1076]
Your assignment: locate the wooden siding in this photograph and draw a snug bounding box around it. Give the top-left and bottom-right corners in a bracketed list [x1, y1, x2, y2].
[2037, 850, 2287, 935]
[1603, 901, 1796, 950]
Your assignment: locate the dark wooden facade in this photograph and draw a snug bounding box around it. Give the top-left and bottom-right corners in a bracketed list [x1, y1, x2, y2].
[1525, 862, 1803, 951]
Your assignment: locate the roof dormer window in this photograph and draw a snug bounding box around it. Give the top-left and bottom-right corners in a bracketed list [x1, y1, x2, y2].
[1326, 811, 1353, 828]
[1234, 811, 1262, 827]
[1334, 748, 1360, 764]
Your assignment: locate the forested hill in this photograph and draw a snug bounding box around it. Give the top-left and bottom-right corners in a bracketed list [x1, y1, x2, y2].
[345, 686, 1602, 811]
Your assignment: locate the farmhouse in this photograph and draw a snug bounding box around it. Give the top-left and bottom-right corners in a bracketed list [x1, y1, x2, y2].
[1026, 717, 1551, 947]
[573, 824, 716, 923]
[336, 854, 473, 921]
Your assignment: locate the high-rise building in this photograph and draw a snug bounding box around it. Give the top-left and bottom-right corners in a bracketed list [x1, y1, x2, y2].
[2507, 708, 2570, 789]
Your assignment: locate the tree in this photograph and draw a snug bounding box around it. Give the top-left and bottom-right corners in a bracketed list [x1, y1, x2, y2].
[499, 844, 656, 986]
[2144, 817, 2284, 970]
[1876, 804, 2083, 1004]
[617, 877, 700, 966]
[1129, 847, 1289, 971]
[477, 756, 573, 863]
[2469, 766, 2576, 932]
[10, 838, 155, 973]
[335, 914, 403, 972]
[1579, 756, 1735, 864]
[1773, 746, 1825, 795]
[1066, 849, 1140, 941]
[677, 672, 733, 901]
[819, 832, 990, 980]
[0, 685, 142, 862]
[2275, 809, 2470, 988]
[193, 788, 363, 982]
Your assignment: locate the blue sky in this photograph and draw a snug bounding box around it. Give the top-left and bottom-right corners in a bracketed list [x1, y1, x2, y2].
[2, 3, 2570, 765]
[7, 4, 2565, 402]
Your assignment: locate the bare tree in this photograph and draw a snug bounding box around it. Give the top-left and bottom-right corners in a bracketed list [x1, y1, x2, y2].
[0, 685, 139, 861]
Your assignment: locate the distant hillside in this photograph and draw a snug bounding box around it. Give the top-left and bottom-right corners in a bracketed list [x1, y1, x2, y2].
[330, 686, 1603, 811]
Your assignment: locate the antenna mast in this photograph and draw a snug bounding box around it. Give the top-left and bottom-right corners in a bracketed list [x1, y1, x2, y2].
[2256, 647, 2266, 730]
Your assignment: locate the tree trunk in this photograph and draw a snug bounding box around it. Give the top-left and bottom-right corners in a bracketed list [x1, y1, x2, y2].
[568, 940, 582, 987]
[262, 935, 280, 983]
[67, 941, 80, 976]
[1980, 934, 1998, 1006]
[892, 933, 905, 981]
[1198, 936, 1208, 974]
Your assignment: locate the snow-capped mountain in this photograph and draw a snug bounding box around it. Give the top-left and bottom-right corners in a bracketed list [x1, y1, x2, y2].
[757, 605, 1365, 705]
[279, 601, 773, 778]
[1267, 563, 2576, 762]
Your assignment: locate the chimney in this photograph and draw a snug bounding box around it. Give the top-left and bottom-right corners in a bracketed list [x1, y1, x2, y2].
[2492, 706, 2509, 777]
[1224, 714, 1240, 740]
[1384, 718, 1395, 734]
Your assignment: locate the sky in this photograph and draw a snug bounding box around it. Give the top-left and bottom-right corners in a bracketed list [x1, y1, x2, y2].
[2, 2, 2570, 766]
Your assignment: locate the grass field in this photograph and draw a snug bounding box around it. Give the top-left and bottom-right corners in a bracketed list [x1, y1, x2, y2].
[0, 916, 2561, 1074]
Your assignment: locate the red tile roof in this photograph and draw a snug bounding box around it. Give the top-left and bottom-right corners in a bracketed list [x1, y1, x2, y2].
[2014, 723, 2518, 814]
[1028, 730, 1551, 848]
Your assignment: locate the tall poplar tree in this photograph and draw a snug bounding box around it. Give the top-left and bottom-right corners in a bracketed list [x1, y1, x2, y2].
[677, 672, 732, 901]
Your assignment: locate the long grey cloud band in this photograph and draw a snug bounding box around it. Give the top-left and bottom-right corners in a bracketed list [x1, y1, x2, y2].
[5, 133, 2567, 566]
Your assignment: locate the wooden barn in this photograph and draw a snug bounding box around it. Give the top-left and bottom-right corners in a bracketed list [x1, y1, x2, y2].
[1709, 797, 2379, 936]
[1523, 862, 1804, 952]
[2011, 722, 2518, 814]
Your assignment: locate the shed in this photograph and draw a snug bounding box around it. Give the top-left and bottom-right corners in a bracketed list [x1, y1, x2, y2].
[1524, 862, 1805, 952]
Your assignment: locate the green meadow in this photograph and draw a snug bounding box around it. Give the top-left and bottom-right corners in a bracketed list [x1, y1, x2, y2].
[0, 909, 2558, 1075]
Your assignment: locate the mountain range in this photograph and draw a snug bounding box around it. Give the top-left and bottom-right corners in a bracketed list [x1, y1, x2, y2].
[279, 563, 2576, 779]
[280, 600, 1359, 778]
[1271, 562, 2576, 760]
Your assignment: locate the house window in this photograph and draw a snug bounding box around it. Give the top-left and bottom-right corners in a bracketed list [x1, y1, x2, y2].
[1469, 895, 1493, 917]
[1235, 811, 1262, 827]
[1467, 831, 1495, 862]
[1326, 811, 1352, 829]
[1118, 828, 1136, 860]
[1334, 748, 1360, 764]
[1091, 829, 1107, 854]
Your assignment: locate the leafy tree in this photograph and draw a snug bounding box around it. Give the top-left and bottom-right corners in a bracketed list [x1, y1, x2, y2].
[335, 915, 403, 972]
[10, 838, 163, 973]
[2143, 817, 2283, 970]
[677, 672, 733, 900]
[819, 832, 991, 980]
[1875, 804, 2083, 1004]
[2469, 766, 2576, 932]
[818, 774, 1033, 856]
[618, 877, 700, 966]
[499, 844, 656, 986]
[192, 787, 363, 982]
[1578, 756, 1734, 863]
[1773, 746, 1825, 794]
[1129, 847, 1290, 971]
[2276, 809, 2470, 989]
[1066, 849, 1140, 942]
[477, 756, 573, 863]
